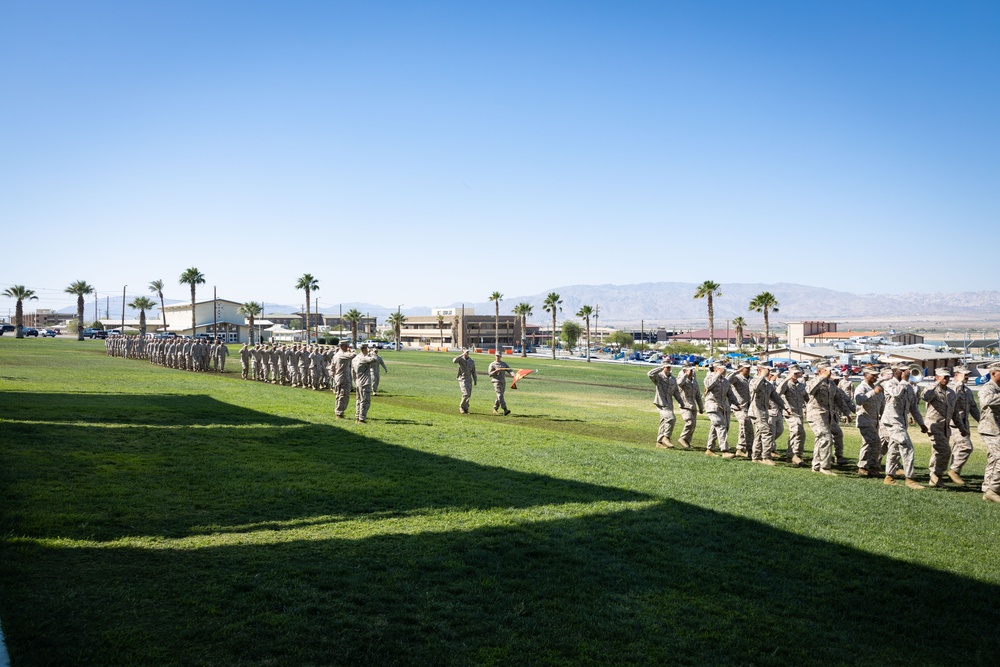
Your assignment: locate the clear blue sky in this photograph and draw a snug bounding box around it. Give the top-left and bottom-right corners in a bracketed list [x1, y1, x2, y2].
[2, 1, 997, 314]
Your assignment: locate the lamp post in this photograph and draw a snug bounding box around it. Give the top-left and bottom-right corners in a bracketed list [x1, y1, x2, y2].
[121, 285, 126, 333]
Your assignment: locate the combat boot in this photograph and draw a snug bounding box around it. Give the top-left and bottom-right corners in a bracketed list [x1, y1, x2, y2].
[904, 479, 925, 490]
[984, 490, 1000, 504]
[705, 449, 718, 458]
[948, 470, 965, 486]
[884, 475, 896, 486]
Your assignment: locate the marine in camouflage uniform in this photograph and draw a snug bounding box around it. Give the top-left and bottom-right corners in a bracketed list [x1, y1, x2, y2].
[977, 362, 1000, 504]
[777, 366, 807, 466]
[453, 350, 478, 414]
[703, 361, 740, 458]
[879, 363, 928, 489]
[647, 360, 686, 447]
[676, 364, 704, 449]
[828, 370, 855, 465]
[331, 342, 357, 418]
[768, 368, 784, 446]
[488, 353, 514, 415]
[352, 345, 377, 422]
[947, 366, 980, 484]
[371, 349, 388, 395]
[838, 374, 855, 424]
[921, 367, 962, 487]
[853, 367, 885, 476]
[749, 364, 785, 464]
[806, 364, 837, 475]
[729, 364, 753, 457]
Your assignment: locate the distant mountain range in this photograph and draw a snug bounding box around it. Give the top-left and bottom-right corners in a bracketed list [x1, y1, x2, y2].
[54, 283, 1000, 326]
[445, 283, 1000, 326]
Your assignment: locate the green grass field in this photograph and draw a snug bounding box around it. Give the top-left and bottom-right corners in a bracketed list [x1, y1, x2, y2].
[2, 338, 999, 666]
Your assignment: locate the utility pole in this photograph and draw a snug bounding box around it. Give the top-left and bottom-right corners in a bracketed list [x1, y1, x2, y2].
[594, 304, 599, 344]
[121, 285, 126, 333]
[213, 286, 218, 341]
[316, 298, 321, 344]
[105, 296, 109, 320]
[94, 292, 98, 325]
[396, 304, 402, 351]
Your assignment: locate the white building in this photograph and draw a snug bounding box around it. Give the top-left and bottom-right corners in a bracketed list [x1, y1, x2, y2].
[162, 298, 252, 343]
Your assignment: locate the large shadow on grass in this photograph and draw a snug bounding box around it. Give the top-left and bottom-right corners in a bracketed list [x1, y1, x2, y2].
[3, 390, 999, 665]
[0, 391, 305, 426]
[0, 391, 650, 541]
[3, 500, 998, 666]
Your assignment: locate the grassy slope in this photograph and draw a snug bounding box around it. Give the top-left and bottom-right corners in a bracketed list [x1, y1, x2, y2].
[1, 339, 998, 666]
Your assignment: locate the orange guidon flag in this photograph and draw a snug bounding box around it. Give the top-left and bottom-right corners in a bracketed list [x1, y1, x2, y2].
[510, 368, 536, 389]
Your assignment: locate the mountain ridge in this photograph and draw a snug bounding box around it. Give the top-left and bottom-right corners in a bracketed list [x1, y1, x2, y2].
[51, 283, 1000, 326]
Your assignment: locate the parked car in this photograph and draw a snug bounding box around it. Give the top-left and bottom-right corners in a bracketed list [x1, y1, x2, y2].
[23, 327, 39, 337]
[41, 328, 58, 337]
[93, 330, 108, 339]
[0, 324, 16, 335]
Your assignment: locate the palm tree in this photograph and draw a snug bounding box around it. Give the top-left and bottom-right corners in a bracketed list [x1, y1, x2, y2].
[748, 292, 780, 353]
[148, 279, 167, 333]
[2, 285, 37, 338]
[542, 292, 562, 359]
[128, 296, 157, 336]
[488, 291, 503, 352]
[65, 280, 95, 341]
[178, 267, 205, 336]
[344, 308, 363, 346]
[238, 301, 262, 344]
[295, 273, 320, 343]
[731, 316, 747, 353]
[576, 304, 594, 362]
[513, 302, 533, 357]
[437, 313, 445, 349]
[387, 311, 407, 350]
[693, 280, 723, 358]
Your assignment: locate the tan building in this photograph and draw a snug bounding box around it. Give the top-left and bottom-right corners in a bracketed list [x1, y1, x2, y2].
[397, 307, 520, 351]
[786, 322, 838, 348]
[25, 309, 66, 328]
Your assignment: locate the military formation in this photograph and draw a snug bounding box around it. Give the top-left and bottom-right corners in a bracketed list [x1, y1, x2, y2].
[104, 335, 1000, 504]
[106, 335, 229, 372]
[236, 340, 387, 422]
[647, 357, 1000, 504]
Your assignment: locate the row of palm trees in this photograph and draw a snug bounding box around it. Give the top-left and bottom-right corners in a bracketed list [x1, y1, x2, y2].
[693, 280, 780, 355]
[6, 275, 775, 354]
[482, 291, 600, 361]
